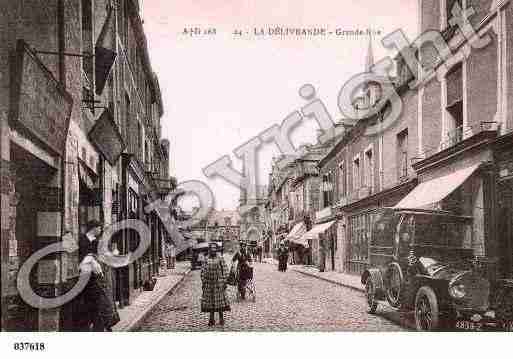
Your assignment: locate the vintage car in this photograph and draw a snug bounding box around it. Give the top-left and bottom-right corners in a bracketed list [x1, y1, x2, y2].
[361, 208, 513, 331]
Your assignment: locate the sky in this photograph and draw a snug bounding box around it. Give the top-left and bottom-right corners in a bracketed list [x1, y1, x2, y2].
[142, 0, 419, 211]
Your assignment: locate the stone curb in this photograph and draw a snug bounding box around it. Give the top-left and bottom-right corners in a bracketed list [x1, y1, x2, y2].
[262, 259, 364, 293]
[119, 268, 192, 332]
[292, 268, 365, 293]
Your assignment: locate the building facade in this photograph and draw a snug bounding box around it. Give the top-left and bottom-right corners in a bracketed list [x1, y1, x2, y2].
[313, 0, 513, 278]
[1, 0, 175, 331]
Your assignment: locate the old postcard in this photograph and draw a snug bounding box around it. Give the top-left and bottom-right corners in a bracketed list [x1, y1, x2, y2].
[1, 0, 512, 357]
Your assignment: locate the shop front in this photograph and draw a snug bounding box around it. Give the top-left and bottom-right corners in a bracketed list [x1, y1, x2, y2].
[285, 221, 307, 264]
[299, 219, 337, 271]
[2, 40, 72, 331]
[120, 154, 149, 303]
[494, 133, 513, 278]
[400, 129, 501, 279]
[341, 179, 417, 275]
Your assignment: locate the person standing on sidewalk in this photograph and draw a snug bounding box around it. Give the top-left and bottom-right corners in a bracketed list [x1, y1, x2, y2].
[201, 242, 230, 326]
[77, 220, 120, 331]
[165, 241, 176, 269]
[277, 243, 289, 272]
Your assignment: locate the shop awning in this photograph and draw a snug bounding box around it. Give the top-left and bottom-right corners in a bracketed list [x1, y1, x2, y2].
[285, 222, 307, 244]
[393, 163, 481, 209]
[297, 220, 336, 247]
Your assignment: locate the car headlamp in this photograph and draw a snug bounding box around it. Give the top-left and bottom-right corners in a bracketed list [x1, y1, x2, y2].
[449, 283, 466, 299]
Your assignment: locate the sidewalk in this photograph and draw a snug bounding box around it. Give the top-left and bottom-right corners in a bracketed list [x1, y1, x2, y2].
[263, 258, 363, 292]
[112, 261, 191, 332]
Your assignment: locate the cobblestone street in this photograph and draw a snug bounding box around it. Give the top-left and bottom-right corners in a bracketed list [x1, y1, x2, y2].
[138, 261, 405, 331]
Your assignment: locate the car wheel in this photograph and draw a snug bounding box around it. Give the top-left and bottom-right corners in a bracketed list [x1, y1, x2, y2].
[365, 279, 378, 314]
[386, 262, 403, 308]
[414, 286, 440, 331]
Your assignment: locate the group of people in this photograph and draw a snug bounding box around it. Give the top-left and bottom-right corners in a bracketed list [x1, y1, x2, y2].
[200, 241, 254, 326]
[249, 244, 263, 263]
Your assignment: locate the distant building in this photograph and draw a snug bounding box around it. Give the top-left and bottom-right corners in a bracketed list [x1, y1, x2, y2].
[191, 209, 241, 251]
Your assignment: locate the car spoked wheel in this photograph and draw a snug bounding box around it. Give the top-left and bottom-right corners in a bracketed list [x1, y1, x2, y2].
[365, 280, 378, 314]
[386, 262, 403, 308]
[415, 286, 440, 331]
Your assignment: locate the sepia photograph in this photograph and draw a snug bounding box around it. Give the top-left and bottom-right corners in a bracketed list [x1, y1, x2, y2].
[0, 0, 512, 357]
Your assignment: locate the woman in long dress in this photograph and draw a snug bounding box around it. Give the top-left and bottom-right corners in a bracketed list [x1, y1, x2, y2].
[201, 242, 230, 326]
[76, 220, 120, 331]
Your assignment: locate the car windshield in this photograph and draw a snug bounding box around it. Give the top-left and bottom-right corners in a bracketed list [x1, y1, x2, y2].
[412, 214, 472, 248]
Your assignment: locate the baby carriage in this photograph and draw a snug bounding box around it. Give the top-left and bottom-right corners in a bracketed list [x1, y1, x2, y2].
[227, 262, 256, 302]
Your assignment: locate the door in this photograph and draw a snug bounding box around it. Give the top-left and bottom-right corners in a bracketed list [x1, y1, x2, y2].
[13, 177, 38, 331]
[498, 180, 513, 277]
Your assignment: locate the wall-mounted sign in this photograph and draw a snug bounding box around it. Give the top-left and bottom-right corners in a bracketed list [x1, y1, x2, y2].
[88, 109, 125, 166]
[9, 40, 73, 156]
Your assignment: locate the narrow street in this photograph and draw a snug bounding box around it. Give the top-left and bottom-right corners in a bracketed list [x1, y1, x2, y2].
[138, 261, 405, 331]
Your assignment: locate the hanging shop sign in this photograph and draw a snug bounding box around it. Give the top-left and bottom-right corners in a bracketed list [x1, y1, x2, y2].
[95, 6, 117, 95]
[9, 40, 73, 157]
[88, 109, 125, 166]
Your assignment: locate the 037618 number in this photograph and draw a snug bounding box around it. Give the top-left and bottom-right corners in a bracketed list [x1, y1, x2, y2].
[13, 342, 46, 351]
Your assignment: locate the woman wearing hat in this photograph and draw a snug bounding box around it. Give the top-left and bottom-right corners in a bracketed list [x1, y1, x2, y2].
[200, 242, 230, 326]
[76, 220, 120, 331]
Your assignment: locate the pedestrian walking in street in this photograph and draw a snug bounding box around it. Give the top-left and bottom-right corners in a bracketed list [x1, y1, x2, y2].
[165, 241, 176, 269]
[201, 242, 230, 326]
[76, 220, 120, 332]
[277, 243, 289, 272]
[257, 245, 263, 263]
[232, 241, 252, 300]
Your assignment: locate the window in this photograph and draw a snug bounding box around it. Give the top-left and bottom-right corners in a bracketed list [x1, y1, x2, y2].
[348, 212, 374, 264]
[397, 129, 409, 180]
[446, 0, 462, 27]
[321, 172, 334, 208]
[125, 93, 131, 147]
[353, 156, 361, 190]
[81, 0, 93, 82]
[446, 63, 464, 146]
[82, 0, 94, 112]
[364, 148, 374, 191]
[137, 121, 142, 161]
[338, 161, 347, 199]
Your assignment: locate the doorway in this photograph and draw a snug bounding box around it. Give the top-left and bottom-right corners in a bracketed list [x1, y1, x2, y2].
[9, 144, 56, 331]
[498, 180, 513, 278]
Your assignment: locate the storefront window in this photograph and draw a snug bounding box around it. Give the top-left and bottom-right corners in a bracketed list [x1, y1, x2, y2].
[348, 211, 375, 262]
